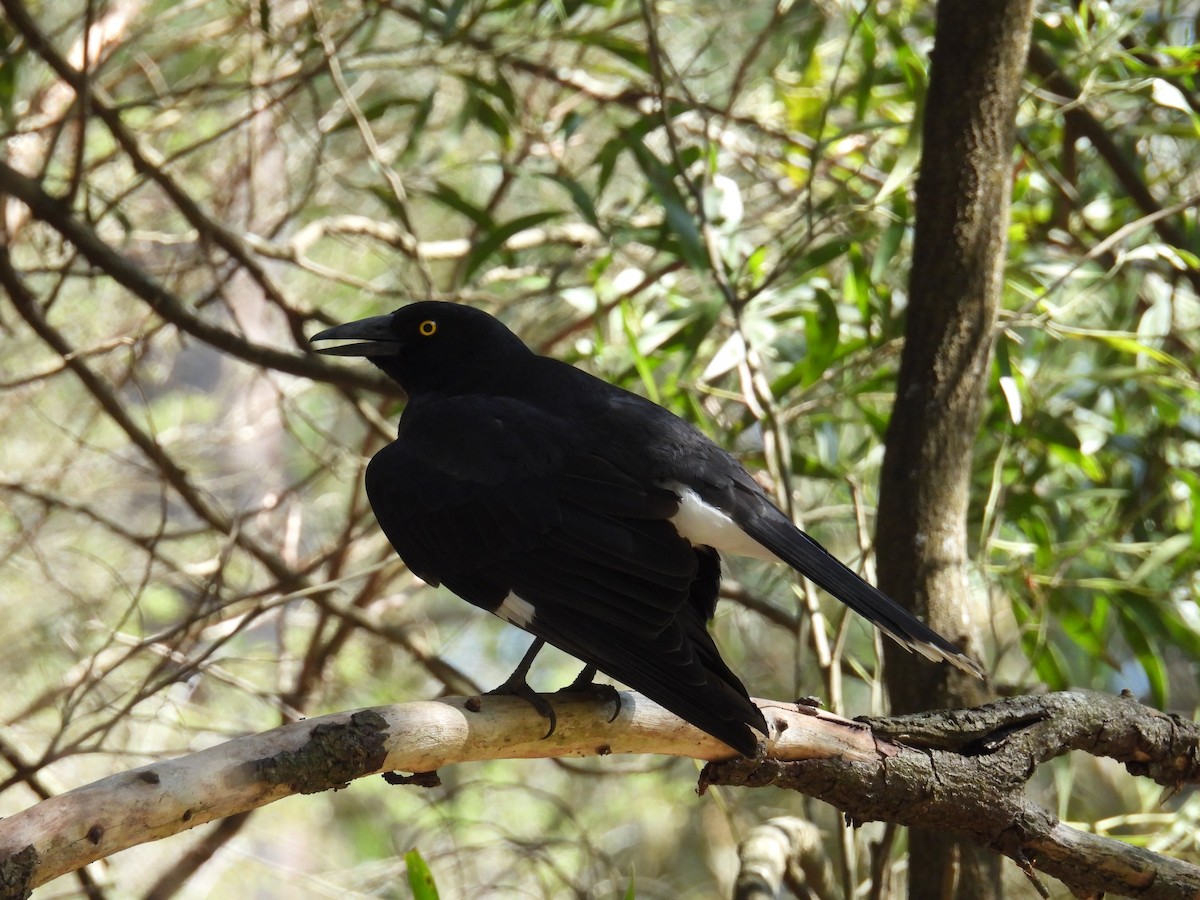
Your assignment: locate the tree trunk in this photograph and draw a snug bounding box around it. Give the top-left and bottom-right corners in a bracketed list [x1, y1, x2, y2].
[876, 1, 1035, 897]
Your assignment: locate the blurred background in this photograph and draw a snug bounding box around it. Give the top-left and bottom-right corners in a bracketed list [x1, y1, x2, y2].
[1, 0, 1197, 896]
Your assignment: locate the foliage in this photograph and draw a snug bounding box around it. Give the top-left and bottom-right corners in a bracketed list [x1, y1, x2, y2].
[0, 0, 1196, 896]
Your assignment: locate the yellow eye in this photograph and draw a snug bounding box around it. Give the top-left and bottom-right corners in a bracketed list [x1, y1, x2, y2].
[418, 320, 437, 336]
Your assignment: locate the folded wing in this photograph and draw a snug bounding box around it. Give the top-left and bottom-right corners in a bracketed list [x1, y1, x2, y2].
[365, 397, 767, 755]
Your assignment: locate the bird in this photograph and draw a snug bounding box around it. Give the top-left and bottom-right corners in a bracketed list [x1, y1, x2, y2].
[311, 302, 984, 757]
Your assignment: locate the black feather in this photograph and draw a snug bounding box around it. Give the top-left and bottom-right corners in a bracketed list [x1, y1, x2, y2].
[314, 301, 984, 757]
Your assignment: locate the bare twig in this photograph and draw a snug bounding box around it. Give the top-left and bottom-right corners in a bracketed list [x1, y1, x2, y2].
[0, 159, 393, 392]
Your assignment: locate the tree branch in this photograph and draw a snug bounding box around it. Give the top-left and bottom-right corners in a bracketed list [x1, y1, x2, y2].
[0, 0, 301, 317]
[1027, 42, 1200, 296]
[706, 691, 1200, 900]
[0, 691, 1196, 899]
[0, 158, 394, 394]
[734, 817, 837, 900]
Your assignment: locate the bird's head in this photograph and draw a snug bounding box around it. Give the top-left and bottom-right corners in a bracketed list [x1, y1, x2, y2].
[310, 302, 533, 396]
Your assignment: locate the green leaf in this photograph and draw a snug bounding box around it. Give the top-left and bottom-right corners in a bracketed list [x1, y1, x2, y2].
[1082, 332, 1190, 372]
[1178, 470, 1200, 549]
[462, 72, 517, 117]
[463, 210, 564, 281]
[327, 96, 421, 134]
[622, 135, 709, 273]
[1115, 598, 1169, 707]
[1127, 533, 1192, 586]
[875, 119, 921, 205]
[1024, 628, 1071, 690]
[542, 171, 601, 229]
[1055, 596, 1111, 663]
[0, 20, 19, 131]
[472, 94, 512, 144]
[744, 245, 770, 289]
[401, 90, 438, 162]
[842, 242, 869, 320]
[618, 300, 660, 404]
[871, 212, 906, 283]
[853, 14, 877, 120]
[440, 0, 470, 36]
[594, 135, 625, 196]
[405, 849, 440, 900]
[802, 288, 840, 385]
[427, 181, 495, 229]
[569, 31, 651, 71]
[789, 237, 853, 278]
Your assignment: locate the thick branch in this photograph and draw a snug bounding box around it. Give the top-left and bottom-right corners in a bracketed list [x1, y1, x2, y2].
[734, 817, 837, 900]
[0, 691, 1196, 899]
[858, 691, 1200, 789]
[0, 693, 854, 896]
[706, 691, 1200, 900]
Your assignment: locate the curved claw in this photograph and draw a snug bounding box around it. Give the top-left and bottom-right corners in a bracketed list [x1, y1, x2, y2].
[558, 665, 622, 723]
[470, 637, 557, 739]
[483, 679, 558, 739]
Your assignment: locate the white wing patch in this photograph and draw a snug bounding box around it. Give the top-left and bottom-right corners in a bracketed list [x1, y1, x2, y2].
[667, 484, 781, 562]
[496, 592, 536, 627]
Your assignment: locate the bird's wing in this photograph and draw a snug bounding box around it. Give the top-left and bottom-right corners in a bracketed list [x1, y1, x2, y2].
[365, 397, 767, 755]
[365, 398, 691, 633]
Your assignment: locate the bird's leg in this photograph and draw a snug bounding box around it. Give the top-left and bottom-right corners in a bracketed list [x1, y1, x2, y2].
[483, 637, 557, 738]
[566, 664, 596, 689]
[557, 664, 622, 723]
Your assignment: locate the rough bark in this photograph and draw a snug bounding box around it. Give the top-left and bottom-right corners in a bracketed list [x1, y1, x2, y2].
[876, 1, 1036, 898]
[707, 691, 1200, 900]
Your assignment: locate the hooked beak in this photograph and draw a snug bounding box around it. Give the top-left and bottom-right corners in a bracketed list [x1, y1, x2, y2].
[310, 314, 402, 357]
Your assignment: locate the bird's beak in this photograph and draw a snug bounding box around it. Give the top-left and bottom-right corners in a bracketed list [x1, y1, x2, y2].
[310, 314, 403, 357]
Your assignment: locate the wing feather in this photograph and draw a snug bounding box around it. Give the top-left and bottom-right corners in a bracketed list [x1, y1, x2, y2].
[363, 396, 766, 754]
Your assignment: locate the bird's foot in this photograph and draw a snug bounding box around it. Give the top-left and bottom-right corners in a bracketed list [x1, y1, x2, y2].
[555, 665, 622, 723]
[481, 676, 557, 739]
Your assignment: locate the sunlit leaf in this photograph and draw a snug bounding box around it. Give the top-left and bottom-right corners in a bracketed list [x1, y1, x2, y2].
[1150, 77, 1190, 114]
[1127, 533, 1192, 586]
[996, 339, 1023, 425]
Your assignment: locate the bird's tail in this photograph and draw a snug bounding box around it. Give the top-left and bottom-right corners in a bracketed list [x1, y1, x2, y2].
[741, 514, 986, 679]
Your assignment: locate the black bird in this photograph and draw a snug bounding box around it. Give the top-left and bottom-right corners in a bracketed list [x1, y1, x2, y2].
[312, 302, 984, 757]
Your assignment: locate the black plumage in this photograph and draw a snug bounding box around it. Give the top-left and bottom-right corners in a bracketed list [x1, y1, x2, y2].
[312, 302, 984, 757]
